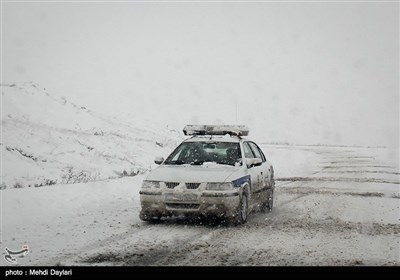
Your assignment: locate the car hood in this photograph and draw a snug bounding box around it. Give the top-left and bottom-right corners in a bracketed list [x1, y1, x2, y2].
[146, 164, 241, 183]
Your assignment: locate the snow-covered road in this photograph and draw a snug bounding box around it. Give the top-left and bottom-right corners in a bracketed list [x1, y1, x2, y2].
[1, 145, 399, 266]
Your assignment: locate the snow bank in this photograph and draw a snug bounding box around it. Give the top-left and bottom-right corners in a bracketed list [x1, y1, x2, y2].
[1, 176, 144, 266]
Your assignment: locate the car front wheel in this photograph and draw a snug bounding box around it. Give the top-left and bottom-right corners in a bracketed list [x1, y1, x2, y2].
[231, 192, 248, 225]
[139, 211, 161, 223]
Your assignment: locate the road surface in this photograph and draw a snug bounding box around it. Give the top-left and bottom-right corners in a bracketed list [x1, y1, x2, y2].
[2, 145, 399, 266]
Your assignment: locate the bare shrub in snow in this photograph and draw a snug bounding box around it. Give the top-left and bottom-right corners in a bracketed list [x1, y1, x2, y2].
[33, 179, 58, 188]
[13, 182, 24, 188]
[6, 146, 38, 161]
[117, 167, 146, 178]
[391, 193, 400, 199]
[61, 167, 98, 184]
[0, 183, 7, 190]
[94, 130, 104, 136]
[15, 148, 38, 161]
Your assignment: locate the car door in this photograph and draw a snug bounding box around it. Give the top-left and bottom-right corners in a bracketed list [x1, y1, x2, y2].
[248, 142, 271, 183]
[248, 142, 272, 203]
[243, 142, 264, 206]
[249, 142, 271, 196]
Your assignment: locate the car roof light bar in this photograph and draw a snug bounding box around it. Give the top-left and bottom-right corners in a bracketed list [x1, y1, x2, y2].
[183, 125, 249, 136]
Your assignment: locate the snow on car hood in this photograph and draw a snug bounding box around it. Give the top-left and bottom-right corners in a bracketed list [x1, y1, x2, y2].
[146, 163, 241, 183]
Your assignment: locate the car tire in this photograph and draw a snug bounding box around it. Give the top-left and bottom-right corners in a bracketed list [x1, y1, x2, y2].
[231, 192, 248, 225]
[139, 211, 161, 223]
[261, 180, 274, 212]
[266, 189, 274, 212]
[267, 178, 275, 212]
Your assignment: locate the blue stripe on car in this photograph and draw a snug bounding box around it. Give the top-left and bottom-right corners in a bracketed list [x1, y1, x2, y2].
[232, 175, 251, 188]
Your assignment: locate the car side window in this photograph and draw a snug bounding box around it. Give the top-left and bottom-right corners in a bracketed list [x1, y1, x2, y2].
[243, 142, 255, 158]
[249, 142, 266, 162]
[258, 147, 266, 162]
[248, 142, 263, 160]
[171, 150, 183, 161]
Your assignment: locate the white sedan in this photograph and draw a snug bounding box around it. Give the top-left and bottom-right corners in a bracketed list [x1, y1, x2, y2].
[139, 125, 275, 224]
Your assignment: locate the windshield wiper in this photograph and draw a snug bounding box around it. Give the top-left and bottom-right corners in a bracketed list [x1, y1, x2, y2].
[216, 161, 240, 166]
[190, 160, 205, 165]
[165, 160, 186, 165]
[215, 161, 231, 166]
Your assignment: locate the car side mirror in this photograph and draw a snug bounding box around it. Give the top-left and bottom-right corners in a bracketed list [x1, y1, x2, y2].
[154, 156, 164, 165]
[245, 158, 262, 168]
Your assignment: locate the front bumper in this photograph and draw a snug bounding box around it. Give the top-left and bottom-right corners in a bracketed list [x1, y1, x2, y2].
[139, 190, 241, 219]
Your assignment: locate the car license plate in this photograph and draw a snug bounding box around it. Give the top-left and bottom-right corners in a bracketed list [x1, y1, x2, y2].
[165, 193, 198, 202]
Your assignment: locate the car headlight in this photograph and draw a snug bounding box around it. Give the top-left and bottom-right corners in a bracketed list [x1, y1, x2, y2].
[206, 182, 233, 191]
[142, 180, 160, 189]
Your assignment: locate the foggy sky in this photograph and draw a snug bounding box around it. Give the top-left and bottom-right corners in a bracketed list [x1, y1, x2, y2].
[3, 1, 399, 147]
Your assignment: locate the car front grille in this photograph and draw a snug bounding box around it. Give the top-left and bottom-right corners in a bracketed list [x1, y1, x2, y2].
[166, 203, 200, 210]
[166, 182, 180, 189]
[185, 183, 201, 189]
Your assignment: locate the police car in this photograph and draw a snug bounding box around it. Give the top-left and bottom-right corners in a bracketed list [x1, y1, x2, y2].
[139, 125, 275, 224]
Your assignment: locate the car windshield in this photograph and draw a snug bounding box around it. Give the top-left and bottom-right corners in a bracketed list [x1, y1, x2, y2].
[164, 142, 242, 166]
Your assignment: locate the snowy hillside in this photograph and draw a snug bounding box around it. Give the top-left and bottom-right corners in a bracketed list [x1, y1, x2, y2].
[1, 82, 182, 189]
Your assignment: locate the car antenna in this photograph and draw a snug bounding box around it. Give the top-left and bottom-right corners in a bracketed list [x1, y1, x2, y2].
[236, 102, 238, 124]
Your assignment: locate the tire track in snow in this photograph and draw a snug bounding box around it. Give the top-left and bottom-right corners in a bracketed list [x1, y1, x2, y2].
[276, 177, 399, 184]
[77, 221, 224, 266]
